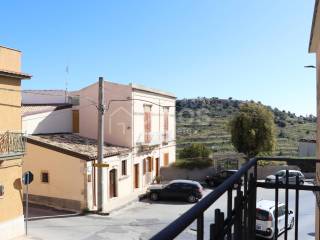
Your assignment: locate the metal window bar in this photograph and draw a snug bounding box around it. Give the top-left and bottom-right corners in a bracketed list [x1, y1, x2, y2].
[0, 131, 25, 156]
[151, 157, 320, 240]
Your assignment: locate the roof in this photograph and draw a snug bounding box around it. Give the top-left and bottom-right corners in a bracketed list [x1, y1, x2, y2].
[27, 134, 130, 161]
[257, 200, 284, 211]
[309, 0, 320, 53]
[131, 83, 176, 98]
[169, 179, 200, 185]
[21, 104, 72, 117]
[0, 69, 31, 80]
[0, 45, 21, 52]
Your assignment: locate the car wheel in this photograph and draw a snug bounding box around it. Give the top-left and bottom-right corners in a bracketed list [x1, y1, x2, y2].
[187, 195, 197, 203]
[299, 180, 304, 185]
[150, 193, 159, 201]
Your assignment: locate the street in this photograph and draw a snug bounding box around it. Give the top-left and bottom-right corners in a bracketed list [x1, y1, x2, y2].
[21, 186, 315, 240]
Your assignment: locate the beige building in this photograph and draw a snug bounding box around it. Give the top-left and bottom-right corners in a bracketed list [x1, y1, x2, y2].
[0, 45, 31, 239]
[22, 81, 176, 213]
[309, 0, 320, 238]
[23, 134, 131, 212]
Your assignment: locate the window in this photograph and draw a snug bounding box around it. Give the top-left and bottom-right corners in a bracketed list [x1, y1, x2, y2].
[163, 107, 169, 142]
[121, 160, 127, 176]
[164, 153, 169, 166]
[0, 185, 4, 198]
[144, 105, 152, 143]
[87, 174, 92, 183]
[278, 206, 286, 216]
[143, 159, 146, 174]
[72, 110, 80, 133]
[256, 209, 270, 221]
[41, 172, 49, 183]
[147, 157, 153, 172]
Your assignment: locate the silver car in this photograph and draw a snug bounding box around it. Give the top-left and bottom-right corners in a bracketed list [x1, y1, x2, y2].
[265, 170, 305, 185]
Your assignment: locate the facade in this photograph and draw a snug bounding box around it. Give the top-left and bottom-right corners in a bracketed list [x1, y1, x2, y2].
[309, 1, 320, 238]
[77, 81, 176, 192]
[0, 45, 31, 239]
[23, 134, 131, 212]
[22, 81, 176, 213]
[298, 138, 316, 157]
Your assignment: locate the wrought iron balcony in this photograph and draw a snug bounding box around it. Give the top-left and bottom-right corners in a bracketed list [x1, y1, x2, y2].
[0, 131, 26, 159]
[151, 157, 320, 240]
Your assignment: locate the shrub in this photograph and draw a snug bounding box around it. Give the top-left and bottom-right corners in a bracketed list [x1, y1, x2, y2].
[177, 143, 212, 169]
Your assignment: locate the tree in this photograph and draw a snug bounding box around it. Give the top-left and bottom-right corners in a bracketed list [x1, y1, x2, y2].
[230, 103, 276, 158]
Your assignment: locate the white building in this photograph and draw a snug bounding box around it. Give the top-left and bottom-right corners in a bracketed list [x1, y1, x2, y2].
[22, 81, 176, 213]
[298, 138, 316, 157]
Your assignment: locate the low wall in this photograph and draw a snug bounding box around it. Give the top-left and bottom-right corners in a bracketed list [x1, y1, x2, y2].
[160, 166, 216, 182]
[255, 165, 300, 180]
[160, 165, 315, 183]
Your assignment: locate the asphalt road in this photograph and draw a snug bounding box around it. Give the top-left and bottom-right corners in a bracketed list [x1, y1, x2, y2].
[21, 186, 315, 240]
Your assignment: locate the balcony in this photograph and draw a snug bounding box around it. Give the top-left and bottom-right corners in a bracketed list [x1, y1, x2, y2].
[151, 157, 320, 240]
[136, 131, 175, 152]
[0, 131, 26, 159]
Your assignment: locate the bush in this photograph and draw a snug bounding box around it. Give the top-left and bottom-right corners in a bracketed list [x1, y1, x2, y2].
[277, 120, 286, 128]
[174, 158, 212, 169]
[177, 143, 212, 169]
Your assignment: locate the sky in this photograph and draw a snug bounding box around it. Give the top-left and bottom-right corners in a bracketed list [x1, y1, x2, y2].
[0, 0, 317, 116]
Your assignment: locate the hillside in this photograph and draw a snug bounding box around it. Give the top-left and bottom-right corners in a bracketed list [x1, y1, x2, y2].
[176, 97, 316, 157]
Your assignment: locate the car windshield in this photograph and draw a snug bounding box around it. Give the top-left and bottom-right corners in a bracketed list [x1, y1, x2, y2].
[256, 209, 270, 221]
[275, 171, 285, 177]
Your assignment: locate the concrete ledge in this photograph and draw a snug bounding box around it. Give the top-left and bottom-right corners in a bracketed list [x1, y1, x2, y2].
[25, 194, 82, 212]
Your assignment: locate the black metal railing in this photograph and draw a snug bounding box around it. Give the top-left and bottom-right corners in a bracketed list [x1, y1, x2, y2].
[0, 131, 26, 158]
[150, 157, 320, 240]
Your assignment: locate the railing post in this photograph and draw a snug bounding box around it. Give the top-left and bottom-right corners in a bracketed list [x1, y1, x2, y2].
[284, 169, 289, 240]
[210, 209, 225, 240]
[247, 173, 256, 239]
[227, 188, 232, 240]
[197, 212, 204, 240]
[234, 191, 243, 240]
[295, 175, 299, 240]
[243, 172, 248, 240]
[275, 175, 279, 240]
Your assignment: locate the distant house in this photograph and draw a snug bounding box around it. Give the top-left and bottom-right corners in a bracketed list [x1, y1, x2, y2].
[298, 138, 316, 157]
[0, 45, 31, 239]
[22, 81, 176, 213]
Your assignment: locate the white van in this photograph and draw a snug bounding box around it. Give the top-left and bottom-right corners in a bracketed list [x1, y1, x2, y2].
[256, 200, 294, 239]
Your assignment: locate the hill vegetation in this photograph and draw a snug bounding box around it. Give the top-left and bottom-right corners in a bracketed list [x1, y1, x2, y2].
[176, 97, 316, 157]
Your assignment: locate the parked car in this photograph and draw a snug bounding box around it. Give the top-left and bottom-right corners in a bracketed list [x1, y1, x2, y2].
[265, 170, 305, 185]
[205, 170, 239, 187]
[147, 180, 204, 203]
[256, 200, 294, 239]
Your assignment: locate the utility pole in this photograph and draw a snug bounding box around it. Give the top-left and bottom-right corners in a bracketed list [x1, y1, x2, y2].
[97, 77, 105, 212]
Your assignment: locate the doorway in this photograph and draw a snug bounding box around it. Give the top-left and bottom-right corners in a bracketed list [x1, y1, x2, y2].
[155, 158, 160, 177]
[134, 164, 139, 188]
[109, 169, 117, 198]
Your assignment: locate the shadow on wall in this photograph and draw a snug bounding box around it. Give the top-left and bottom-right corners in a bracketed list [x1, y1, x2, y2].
[23, 109, 73, 135]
